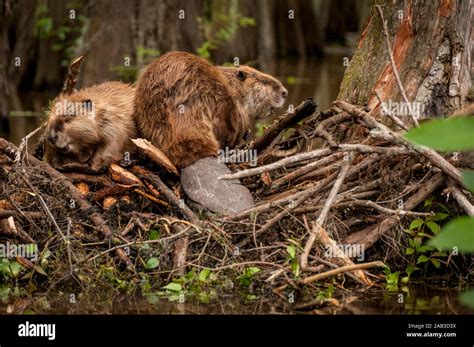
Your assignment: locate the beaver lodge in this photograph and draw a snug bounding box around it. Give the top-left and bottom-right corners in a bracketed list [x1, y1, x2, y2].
[1, 81, 473, 312]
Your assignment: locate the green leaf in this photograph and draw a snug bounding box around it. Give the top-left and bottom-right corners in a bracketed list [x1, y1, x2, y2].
[426, 221, 441, 234]
[417, 255, 430, 264]
[430, 258, 441, 268]
[416, 232, 433, 238]
[417, 245, 433, 254]
[405, 247, 415, 255]
[459, 290, 474, 309]
[245, 267, 261, 276]
[431, 251, 447, 257]
[287, 244, 296, 259]
[408, 238, 416, 248]
[404, 117, 474, 151]
[162, 282, 182, 292]
[145, 258, 159, 269]
[148, 229, 160, 240]
[427, 213, 449, 221]
[429, 216, 474, 252]
[405, 266, 420, 276]
[290, 259, 300, 277]
[462, 171, 474, 193]
[198, 268, 211, 282]
[410, 219, 424, 230]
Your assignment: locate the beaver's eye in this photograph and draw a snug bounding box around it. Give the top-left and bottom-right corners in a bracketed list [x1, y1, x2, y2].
[237, 70, 247, 81]
[63, 115, 75, 123]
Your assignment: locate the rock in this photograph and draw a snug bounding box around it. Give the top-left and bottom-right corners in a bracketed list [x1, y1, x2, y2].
[180, 157, 254, 215]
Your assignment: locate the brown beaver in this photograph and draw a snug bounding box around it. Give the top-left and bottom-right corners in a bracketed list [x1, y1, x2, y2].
[44, 81, 137, 172]
[134, 51, 288, 168]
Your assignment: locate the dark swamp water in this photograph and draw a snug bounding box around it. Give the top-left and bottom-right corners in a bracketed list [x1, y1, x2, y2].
[1, 55, 473, 315]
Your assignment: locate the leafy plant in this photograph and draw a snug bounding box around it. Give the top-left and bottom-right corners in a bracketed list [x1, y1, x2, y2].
[405, 116, 474, 308]
[404, 207, 449, 270]
[153, 268, 218, 302]
[35, 2, 87, 66]
[383, 265, 400, 291]
[196, 9, 255, 60]
[286, 240, 301, 277]
[236, 266, 261, 287]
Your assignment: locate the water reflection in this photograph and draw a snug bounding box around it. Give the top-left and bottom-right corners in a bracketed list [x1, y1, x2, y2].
[1, 284, 472, 315]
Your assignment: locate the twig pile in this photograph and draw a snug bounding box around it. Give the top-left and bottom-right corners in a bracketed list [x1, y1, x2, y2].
[0, 98, 472, 293]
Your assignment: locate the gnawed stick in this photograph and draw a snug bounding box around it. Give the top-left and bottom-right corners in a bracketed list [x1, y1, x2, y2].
[219, 144, 413, 180]
[448, 179, 474, 216]
[334, 101, 463, 186]
[251, 98, 317, 153]
[303, 261, 384, 284]
[63, 56, 84, 95]
[132, 138, 179, 176]
[0, 137, 134, 268]
[300, 153, 371, 285]
[171, 217, 190, 276]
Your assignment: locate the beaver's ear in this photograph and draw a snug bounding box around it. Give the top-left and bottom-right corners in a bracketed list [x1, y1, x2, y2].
[237, 70, 247, 81]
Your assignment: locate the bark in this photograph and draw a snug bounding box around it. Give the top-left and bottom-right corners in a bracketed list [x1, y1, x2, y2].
[337, 0, 472, 120]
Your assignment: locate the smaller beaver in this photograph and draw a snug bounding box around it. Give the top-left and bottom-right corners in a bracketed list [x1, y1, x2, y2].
[44, 81, 137, 172]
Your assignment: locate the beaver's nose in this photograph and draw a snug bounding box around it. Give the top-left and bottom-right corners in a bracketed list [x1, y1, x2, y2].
[281, 88, 288, 98]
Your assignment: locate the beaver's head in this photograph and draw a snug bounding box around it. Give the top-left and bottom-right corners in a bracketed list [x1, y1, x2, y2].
[45, 93, 101, 162]
[218, 65, 288, 120]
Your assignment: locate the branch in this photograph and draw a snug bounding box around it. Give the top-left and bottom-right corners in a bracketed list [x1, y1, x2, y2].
[302, 261, 384, 284]
[62, 56, 84, 95]
[251, 98, 317, 152]
[219, 144, 413, 180]
[375, 5, 419, 127]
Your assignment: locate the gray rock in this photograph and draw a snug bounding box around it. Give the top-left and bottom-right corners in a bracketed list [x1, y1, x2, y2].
[181, 157, 254, 216]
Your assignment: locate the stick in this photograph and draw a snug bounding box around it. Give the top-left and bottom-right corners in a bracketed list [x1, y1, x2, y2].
[0, 137, 134, 268]
[62, 56, 84, 95]
[271, 152, 344, 189]
[131, 138, 179, 176]
[334, 101, 463, 186]
[375, 5, 419, 127]
[448, 179, 474, 216]
[302, 261, 384, 284]
[219, 144, 413, 180]
[344, 172, 445, 249]
[130, 166, 201, 227]
[251, 98, 317, 152]
[300, 154, 360, 276]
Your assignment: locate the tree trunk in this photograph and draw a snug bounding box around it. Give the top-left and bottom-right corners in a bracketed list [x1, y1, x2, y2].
[337, 0, 472, 121]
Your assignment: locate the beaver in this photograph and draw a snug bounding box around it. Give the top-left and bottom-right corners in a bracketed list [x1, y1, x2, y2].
[134, 51, 288, 168]
[44, 81, 137, 172]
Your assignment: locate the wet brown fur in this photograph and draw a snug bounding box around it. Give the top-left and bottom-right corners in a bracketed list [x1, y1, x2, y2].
[134, 51, 287, 168]
[44, 81, 137, 171]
